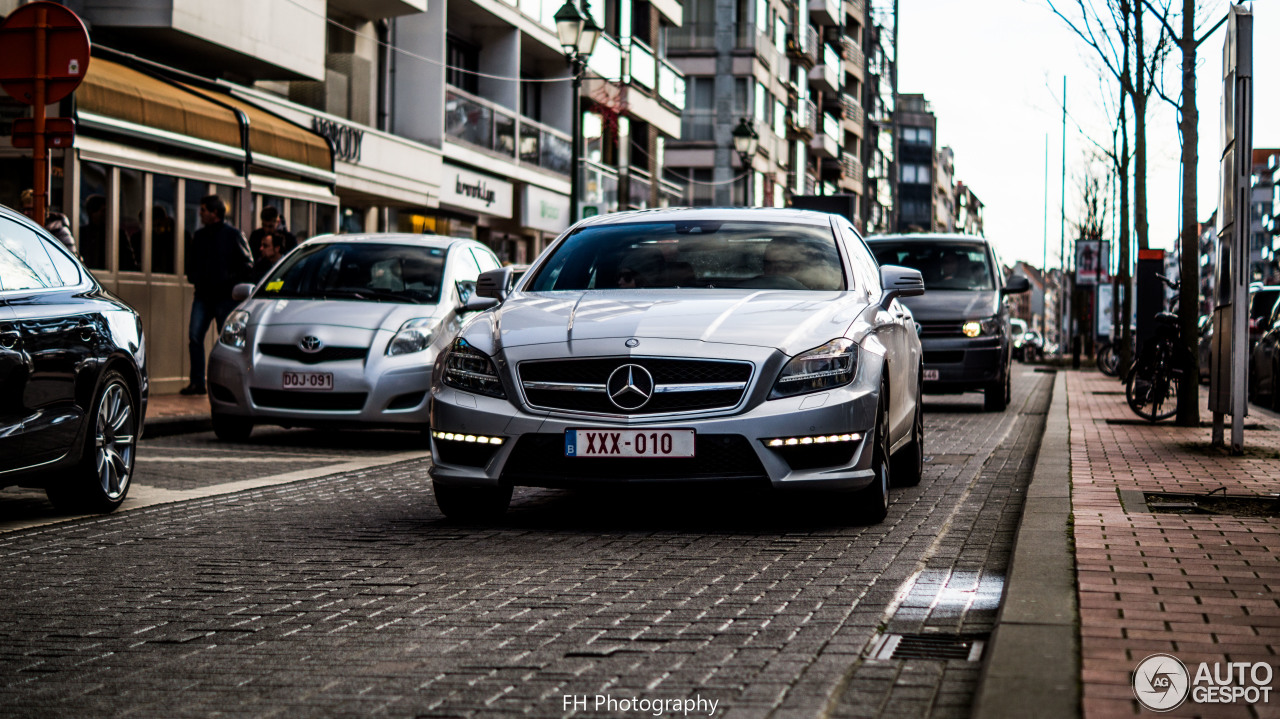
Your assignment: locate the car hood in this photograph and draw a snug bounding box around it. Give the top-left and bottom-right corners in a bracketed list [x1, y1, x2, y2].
[489, 290, 866, 353]
[246, 297, 442, 331]
[898, 290, 999, 321]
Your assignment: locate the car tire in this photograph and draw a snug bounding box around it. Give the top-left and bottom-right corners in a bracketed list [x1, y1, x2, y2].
[852, 378, 891, 525]
[45, 370, 137, 514]
[893, 381, 924, 488]
[433, 481, 512, 521]
[984, 366, 1010, 412]
[212, 413, 254, 442]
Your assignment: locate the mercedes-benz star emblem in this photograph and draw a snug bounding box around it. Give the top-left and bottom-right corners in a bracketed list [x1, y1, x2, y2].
[298, 336, 324, 353]
[625, 338, 640, 348]
[606, 364, 655, 410]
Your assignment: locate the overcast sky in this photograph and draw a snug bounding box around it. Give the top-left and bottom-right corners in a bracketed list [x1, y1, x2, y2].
[895, 0, 1277, 269]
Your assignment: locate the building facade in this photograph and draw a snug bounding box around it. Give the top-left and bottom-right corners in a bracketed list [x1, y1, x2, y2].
[893, 92, 933, 232]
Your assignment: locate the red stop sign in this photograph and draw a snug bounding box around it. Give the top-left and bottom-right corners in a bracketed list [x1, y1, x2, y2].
[0, 1, 91, 106]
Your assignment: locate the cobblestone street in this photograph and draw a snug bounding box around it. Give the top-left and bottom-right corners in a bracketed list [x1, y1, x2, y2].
[0, 370, 1053, 718]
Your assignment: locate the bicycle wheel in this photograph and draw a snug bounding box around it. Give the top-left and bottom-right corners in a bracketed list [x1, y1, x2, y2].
[1097, 343, 1119, 377]
[1126, 362, 1179, 422]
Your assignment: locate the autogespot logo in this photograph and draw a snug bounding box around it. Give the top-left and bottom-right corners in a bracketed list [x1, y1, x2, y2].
[1133, 654, 1190, 712]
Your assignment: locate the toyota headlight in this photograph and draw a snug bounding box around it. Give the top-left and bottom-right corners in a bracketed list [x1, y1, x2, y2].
[219, 310, 251, 349]
[441, 338, 506, 398]
[771, 338, 858, 399]
[962, 317, 1002, 338]
[386, 318, 437, 356]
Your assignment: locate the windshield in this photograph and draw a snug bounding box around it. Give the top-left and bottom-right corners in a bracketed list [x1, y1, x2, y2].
[257, 242, 444, 304]
[527, 220, 846, 291]
[869, 241, 994, 291]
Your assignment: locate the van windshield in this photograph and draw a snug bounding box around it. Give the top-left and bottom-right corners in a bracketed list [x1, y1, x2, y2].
[869, 242, 994, 291]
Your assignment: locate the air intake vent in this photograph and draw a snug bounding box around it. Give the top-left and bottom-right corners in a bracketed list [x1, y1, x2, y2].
[869, 633, 986, 662]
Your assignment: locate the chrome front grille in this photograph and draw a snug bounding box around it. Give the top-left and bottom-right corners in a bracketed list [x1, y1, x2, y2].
[518, 357, 753, 415]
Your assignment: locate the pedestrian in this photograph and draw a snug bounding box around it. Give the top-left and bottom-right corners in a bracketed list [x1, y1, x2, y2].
[43, 210, 76, 254]
[251, 231, 286, 283]
[248, 206, 296, 261]
[182, 195, 252, 396]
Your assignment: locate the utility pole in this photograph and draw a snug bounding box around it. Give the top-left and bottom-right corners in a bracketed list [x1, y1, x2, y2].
[1059, 77, 1067, 351]
[889, 0, 900, 232]
[1043, 133, 1049, 337]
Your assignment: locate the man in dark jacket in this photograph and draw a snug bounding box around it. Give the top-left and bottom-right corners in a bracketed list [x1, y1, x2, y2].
[182, 195, 252, 395]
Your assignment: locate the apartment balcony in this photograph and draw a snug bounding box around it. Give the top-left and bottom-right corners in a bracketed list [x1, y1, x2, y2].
[842, 37, 865, 76]
[786, 27, 819, 69]
[845, 0, 866, 22]
[810, 118, 839, 159]
[659, 176, 688, 206]
[580, 159, 619, 216]
[809, 0, 840, 27]
[445, 86, 571, 176]
[621, 39, 684, 137]
[328, 0, 425, 19]
[734, 24, 788, 75]
[678, 109, 716, 143]
[841, 95, 865, 132]
[627, 166, 654, 210]
[658, 58, 687, 108]
[809, 45, 841, 94]
[788, 98, 817, 141]
[665, 22, 717, 53]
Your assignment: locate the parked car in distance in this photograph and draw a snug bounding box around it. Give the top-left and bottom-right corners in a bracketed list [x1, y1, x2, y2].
[1248, 299, 1280, 407]
[1248, 284, 1280, 350]
[866, 234, 1029, 411]
[207, 234, 501, 440]
[0, 204, 148, 513]
[1015, 331, 1045, 363]
[429, 208, 925, 525]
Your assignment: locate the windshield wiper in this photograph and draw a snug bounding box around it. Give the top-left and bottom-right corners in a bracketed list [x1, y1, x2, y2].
[316, 288, 416, 303]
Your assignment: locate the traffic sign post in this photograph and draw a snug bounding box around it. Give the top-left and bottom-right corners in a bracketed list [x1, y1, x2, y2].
[0, 1, 91, 225]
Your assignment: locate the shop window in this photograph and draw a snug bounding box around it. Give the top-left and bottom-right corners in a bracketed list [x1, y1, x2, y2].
[151, 174, 179, 275]
[316, 205, 337, 236]
[340, 206, 365, 234]
[117, 168, 144, 272]
[290, 200, 313, 242]
[212, 185, 238, 229]
[79, 161, 109, 270]
[183, 179, 205, 279]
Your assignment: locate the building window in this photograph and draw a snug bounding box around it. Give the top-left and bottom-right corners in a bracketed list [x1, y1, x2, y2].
[901, 163, 931, 184]
[901, 126, 932, 146]
[446, 35, 480, 94]
[151, 174, 179, 275]
[79, 162, 109, 270]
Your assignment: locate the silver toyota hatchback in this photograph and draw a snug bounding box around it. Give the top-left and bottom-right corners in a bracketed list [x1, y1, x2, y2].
[207, 234, 501, 440]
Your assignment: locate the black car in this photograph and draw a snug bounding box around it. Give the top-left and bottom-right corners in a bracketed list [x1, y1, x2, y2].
[867, 234, 1029, 411]
[0, 205, 147, 512]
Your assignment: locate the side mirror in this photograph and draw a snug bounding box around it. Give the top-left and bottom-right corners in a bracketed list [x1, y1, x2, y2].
[1002, 275, 1031, 295]
[880, 265, 925, 304]
[232, 283, 253, 302]
[476, 267, 515, 301]
[463, 294, 499, 312]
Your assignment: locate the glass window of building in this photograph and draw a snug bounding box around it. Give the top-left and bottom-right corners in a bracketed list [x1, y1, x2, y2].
[291, 201, 312, 242]
[151, 174, 179, 275]
[117, 168, 145, 273]
[79, 162, 109, 271]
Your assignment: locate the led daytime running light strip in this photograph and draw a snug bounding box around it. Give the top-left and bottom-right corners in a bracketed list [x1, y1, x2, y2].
[432, 431, 505, 445]
[777, 367, 851, 382]
[763, 433, 861, 447]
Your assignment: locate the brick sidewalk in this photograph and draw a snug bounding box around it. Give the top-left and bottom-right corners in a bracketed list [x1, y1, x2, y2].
[146, 392, 210, 420]
[1068, 371, 1280, 718]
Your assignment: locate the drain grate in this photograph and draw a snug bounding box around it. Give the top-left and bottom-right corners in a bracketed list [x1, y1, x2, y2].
[869, 633, 986, 662]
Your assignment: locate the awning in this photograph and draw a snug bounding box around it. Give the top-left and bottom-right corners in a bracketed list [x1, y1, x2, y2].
[75, 56, 333, 182]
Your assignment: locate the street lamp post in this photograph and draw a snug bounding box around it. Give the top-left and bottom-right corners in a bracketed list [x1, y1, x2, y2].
[555, 0, 600, 223]
[732, 117, 759, 207]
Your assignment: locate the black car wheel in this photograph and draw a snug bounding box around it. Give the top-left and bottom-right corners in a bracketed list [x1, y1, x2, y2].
[433, 481, 512, 521]
[212, 412, 254, 442]
[45, 370, 136, 513]
[852, 378, 891, 524]
[984, 365, 1010, 412]
[892, 377, 924, 487]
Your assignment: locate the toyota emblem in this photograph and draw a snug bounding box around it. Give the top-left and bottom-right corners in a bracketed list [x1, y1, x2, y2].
[606, 364, 655, 410]
[298, 336, 324, 353]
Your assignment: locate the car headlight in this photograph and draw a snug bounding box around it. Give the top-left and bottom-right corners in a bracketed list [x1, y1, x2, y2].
[962, 317, 1002, 337]
[441, 338, 506, 398]
[386, 318, 436, 356]
[219, 310, 251, 349]
[771, 338, 858, 399]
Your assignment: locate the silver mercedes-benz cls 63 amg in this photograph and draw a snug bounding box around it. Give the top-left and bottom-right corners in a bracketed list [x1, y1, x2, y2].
[428, 208, 926, 524]
[207, 234, 501, 440]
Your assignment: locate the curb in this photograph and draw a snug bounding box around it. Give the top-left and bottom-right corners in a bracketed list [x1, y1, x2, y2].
[141, 414, 212, 438]
[972, 371, 1079, 719]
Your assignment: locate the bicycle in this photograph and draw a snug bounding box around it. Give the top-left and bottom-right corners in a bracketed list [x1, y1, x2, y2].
[1125, 275, 1192, 422]
[1096, 329, 1135, 378]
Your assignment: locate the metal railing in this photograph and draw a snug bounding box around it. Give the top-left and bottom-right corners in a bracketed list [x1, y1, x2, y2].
[786, 26, 819, 65]
[628, 166, 653, 209]
[841, 152, 863, 183]
[628, 39, 657, 90]
[791, 98, 817, 137]
[842, 94, 864, 125]
[580, 159, 619, 215]
[732, 23, 786, 73]
[659, 176, 687, 206]
[843, 36, 865, 69]
[665, 22, 717, 51]
[445, 86, 572, 175]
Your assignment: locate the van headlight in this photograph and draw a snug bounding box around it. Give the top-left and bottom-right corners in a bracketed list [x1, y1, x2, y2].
[219, 310, 251, 349]
[440, 339, 506, 398]
[386, 318, 436, 356]
[962, 317, 1002, 337]
[771, 338, 858, 399]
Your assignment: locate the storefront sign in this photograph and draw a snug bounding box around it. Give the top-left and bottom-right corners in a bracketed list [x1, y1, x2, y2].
[311, 117, 363, 162]
[522, 184, 570, 233]
[441, 164, 513, 218]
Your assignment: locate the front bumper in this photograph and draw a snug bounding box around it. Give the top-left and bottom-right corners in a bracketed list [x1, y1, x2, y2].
[921, 336, 1004, 393]
[208, 344, 434, 427]
[428, 350, 884, 492]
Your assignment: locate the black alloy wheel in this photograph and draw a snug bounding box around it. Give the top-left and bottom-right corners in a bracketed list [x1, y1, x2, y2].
[852, 376, 891, 524]
[892, 375, 924, 487]
[45, 370, 137, 513]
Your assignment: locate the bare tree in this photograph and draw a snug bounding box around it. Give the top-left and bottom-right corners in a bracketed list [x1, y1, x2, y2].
[1143, 0, 1227, 425]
